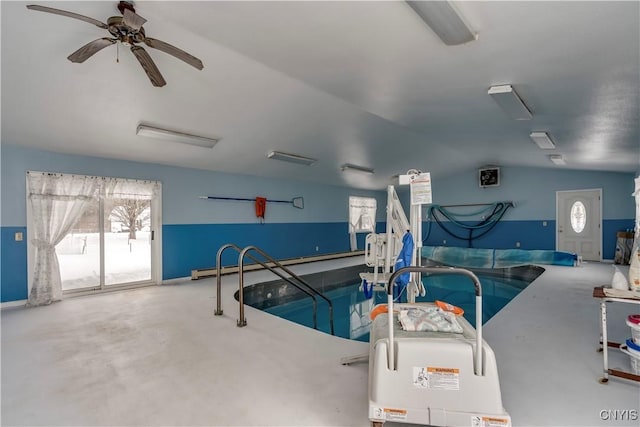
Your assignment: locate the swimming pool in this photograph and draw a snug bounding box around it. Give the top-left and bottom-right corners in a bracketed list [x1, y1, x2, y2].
[238, 263, 544, 342]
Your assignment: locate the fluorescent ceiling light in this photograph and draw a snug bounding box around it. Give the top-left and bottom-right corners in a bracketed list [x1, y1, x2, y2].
[549, 154, 566, 165]
[267, 151, 317, 166]
[530, 132, 556, 149]
[488, 85, 532, 120]
[406, 1, 476, 46]
[341, 163, 375, 175]
[136, 124, 218, 148]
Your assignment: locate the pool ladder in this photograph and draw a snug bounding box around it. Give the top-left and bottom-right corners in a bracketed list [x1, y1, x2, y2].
[214, 243, 335, 335]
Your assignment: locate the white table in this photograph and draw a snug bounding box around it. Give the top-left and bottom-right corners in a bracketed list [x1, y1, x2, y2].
[593, 286, 640, 384]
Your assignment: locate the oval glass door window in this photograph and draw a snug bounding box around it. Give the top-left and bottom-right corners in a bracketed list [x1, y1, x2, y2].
[570, 201, 586, 233]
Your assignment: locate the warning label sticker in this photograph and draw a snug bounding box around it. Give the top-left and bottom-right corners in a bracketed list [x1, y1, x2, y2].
[383, 408, 407, 421]
[372, 407, 408, 421]
[413, 366, 460, 390]
[410, 172, 432, 205]
[471, 415, 510, 427]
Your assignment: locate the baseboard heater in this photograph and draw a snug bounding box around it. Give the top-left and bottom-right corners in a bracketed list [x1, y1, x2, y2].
[191, 250, 365, 280]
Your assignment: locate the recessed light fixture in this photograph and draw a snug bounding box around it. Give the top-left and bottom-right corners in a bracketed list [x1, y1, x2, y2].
[530, 132, 556, 149]
[341, 163, 375, 175]
[406, 1, 477, 46]
[136, 124, 218, 148]
[267, 151, 317, 166]
[488, 85, 532, 120]
[549, 154, 566, 165]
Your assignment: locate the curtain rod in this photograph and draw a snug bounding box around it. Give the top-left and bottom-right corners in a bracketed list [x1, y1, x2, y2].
[26, 170, 159, 184]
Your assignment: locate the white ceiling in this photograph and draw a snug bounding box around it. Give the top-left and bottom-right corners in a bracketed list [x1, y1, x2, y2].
[2, 1, 639, 190]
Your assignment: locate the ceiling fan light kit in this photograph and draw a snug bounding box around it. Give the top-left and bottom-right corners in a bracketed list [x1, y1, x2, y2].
[27, 1, 203, 87]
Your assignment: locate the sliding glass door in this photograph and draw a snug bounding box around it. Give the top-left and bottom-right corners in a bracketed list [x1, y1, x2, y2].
[28, 172, 161, 295]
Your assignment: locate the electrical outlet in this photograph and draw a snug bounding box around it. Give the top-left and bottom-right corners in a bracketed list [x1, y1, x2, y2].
[443, 240, 447, 245]
[15, 232, 23, 241]
[542, 221, 547, 227]
[315, 246, 319, 252]
[516, 241, 521, 248]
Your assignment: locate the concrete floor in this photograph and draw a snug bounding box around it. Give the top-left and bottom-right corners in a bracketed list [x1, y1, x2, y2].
[1, 258, 639, 426]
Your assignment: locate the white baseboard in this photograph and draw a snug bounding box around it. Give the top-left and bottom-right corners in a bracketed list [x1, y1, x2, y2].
[162, 277, 192, 285]
[1, 299, 27, 309]
[191, 250, 365, 280]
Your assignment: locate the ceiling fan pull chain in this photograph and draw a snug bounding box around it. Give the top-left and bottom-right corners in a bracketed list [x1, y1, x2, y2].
[116, 41, 119, 63]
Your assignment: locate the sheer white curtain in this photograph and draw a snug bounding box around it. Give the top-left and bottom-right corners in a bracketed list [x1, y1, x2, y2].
[27, 172, 99, 306]
[104, 177, 160, 202]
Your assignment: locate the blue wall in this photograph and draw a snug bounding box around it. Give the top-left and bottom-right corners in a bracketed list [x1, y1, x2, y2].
[1, 144, 385, 302]
[1, 227, 28, 302]
[1, 144, 636, 303]
[422, 219, 634, 259]
[162, 222, 385, 278]
[406, 166, 636, 258]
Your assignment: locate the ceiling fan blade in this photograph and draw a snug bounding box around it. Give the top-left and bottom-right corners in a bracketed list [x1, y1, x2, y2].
[130, 46, 166, 87]
[122, 8, 147, 31]
[26, 4, 108, 29]
[144, 38, 204, 70]
[67, 38, 116, 63]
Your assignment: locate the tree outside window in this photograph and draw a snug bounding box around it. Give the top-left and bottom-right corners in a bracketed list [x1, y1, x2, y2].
[109, 199, 151, 240]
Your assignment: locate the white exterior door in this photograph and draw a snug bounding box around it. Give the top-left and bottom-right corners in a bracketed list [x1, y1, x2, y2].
[556, 189, 602, 261]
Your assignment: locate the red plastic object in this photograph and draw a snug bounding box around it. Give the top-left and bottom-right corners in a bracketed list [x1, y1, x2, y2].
[628, 314, 640, 325]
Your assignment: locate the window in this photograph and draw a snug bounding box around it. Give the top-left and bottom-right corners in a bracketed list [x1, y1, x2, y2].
[348, 196, 377, 251]
[349, 196, 377, 233]
[570, 201, 586, 233]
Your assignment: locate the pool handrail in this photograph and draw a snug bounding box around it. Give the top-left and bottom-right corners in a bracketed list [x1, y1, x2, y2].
[238, 245, 335, 335]
[385, 266, 483, 376]
[218, 243, 313, 315]
[215, 243, 321, 331]
[215, 243, 240, 316]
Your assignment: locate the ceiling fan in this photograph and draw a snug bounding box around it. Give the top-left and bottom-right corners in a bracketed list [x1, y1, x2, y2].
[27, 1, 204, 87]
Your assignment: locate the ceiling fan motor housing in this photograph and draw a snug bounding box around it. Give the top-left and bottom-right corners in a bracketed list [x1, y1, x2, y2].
[107, 16, 145, 44]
